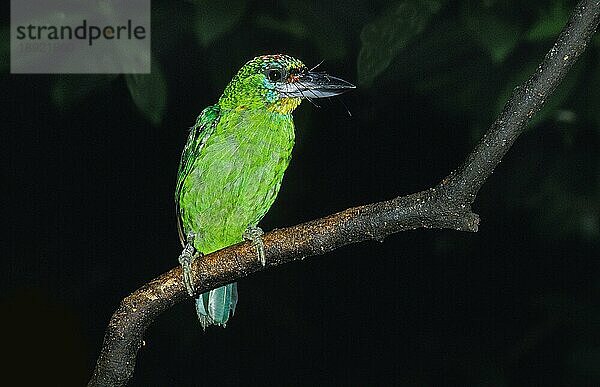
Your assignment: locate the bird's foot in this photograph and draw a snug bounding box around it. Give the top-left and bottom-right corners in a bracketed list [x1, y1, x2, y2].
[243, 226, 266, 266]
[178, 232, 202, 296]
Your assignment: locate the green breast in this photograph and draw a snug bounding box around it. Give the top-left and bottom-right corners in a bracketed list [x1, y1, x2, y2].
[179, 109, 295, 254]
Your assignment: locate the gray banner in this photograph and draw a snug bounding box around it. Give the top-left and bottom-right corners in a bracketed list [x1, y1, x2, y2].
[11, 0, 150, 73]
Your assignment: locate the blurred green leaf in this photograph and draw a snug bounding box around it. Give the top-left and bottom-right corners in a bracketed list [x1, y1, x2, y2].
[125, 60, 168, 126]
[51, 75, 117, 110]
[277, 0, 352, 61]
[254, 13, 347, 60]
[386, 19, 497, 130]
[526, 0, 569, 42]
[389, 19, 474, 79]
[254, 15, 308, 39]
[193, 0, 246, 47]
[462, 8, 521, 63]
[357, 0, 442, 86]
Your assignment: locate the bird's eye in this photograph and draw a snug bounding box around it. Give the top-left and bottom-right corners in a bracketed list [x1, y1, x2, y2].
[268, 69, 282, 82]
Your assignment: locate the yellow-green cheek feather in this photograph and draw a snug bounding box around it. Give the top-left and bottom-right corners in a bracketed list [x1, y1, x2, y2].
[267, 97, 302, 114]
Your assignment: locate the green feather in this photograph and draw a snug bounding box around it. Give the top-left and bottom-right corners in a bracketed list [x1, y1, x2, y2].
[175, 105, 220, 245]
[176, 55, 304, 328]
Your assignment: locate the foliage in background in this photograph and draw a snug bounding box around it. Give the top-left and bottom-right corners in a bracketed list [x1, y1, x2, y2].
[4, 1, 595, 132]
[2, 0, 596, 267]
[1, 1, 599, 383]
[357, 0, 443, 86]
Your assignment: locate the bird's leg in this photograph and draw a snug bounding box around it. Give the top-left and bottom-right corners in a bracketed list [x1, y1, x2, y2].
[243, 225, 266, 266]
[178, 232, 202, 296]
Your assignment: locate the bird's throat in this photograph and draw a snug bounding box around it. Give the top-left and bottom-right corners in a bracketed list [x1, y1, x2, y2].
[267, 97, 302, 114]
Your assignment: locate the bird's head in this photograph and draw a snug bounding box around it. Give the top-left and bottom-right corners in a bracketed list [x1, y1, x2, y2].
[219, 54, 355, 114]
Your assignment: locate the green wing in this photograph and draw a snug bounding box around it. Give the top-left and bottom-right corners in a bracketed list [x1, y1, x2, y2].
[175, 105, 220, 246]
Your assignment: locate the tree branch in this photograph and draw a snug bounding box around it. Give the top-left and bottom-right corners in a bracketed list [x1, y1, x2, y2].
[88, 1, 600, 385]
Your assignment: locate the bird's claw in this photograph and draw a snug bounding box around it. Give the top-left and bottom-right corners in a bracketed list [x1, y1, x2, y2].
[178, 232, 201, 296]
[243, 226, 266, 266]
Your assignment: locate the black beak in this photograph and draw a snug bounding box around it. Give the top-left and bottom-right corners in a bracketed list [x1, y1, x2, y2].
[277, 72, 356, 98]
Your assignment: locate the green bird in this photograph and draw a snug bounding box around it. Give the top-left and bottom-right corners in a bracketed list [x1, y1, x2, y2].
[176, 54, 354, 329]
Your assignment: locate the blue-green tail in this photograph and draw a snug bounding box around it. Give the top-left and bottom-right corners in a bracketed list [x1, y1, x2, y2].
[195, 283, 238, 329]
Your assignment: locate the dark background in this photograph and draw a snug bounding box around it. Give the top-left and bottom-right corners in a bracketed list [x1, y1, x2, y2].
[2, 0, 599, 386]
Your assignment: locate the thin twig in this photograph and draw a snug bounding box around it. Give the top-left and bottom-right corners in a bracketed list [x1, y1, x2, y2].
[88, 1, 600, 385]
